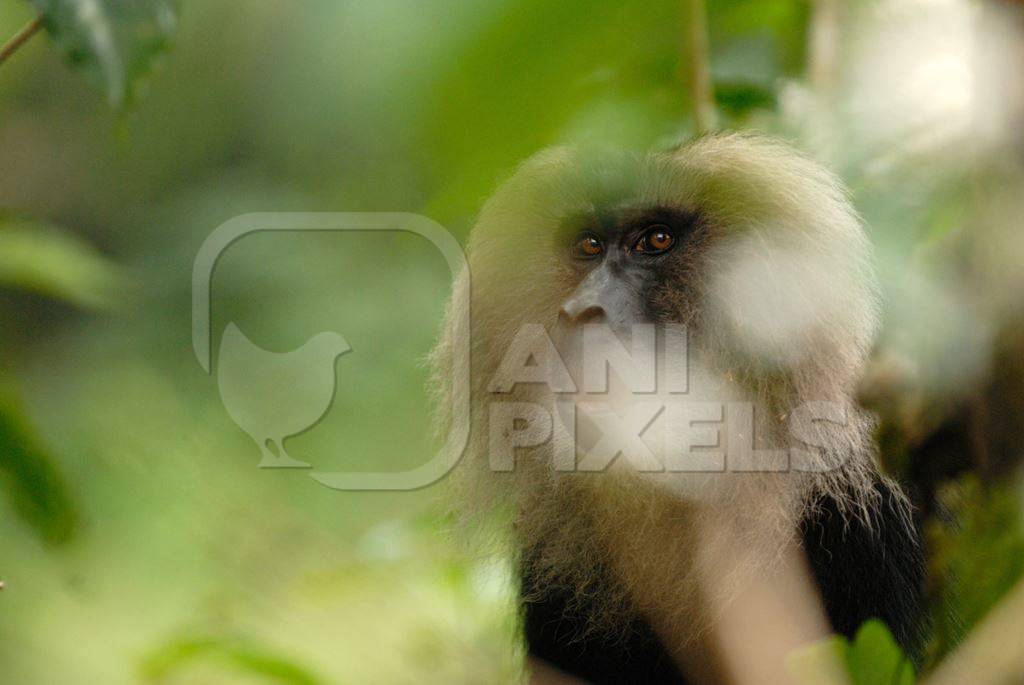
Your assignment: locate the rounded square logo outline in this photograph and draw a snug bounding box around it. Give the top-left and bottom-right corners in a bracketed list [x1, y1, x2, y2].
[192, 212, 470, 490]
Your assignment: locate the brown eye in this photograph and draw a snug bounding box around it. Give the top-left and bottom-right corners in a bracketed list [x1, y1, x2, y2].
[634, 225, 674, 254]
[573, 232, 604, 258]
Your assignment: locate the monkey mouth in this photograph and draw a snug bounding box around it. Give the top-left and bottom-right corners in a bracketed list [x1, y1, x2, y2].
[546, 321, 738, 478]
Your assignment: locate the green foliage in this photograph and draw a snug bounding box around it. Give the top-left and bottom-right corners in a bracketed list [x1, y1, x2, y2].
[26, 0, 177, 105]
[789, 620, 915, 685]
[0, 216, 123, 308]
[0, 382, 77, 545]
[846, 621, 916, 685]
[419, 0, 685, 223]
[418, 0, 807, 224]
[924, 475, 1024, 664]
[0, 216, 114, 544]
[714, 81, 776, 118]
[141, 636, 322, 685]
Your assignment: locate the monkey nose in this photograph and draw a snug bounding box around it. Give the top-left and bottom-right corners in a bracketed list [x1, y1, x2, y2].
[558, 301, 607, 326]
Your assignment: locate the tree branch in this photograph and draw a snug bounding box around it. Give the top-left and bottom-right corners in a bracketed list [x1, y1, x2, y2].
[0, 17, 44, 67]
[684, 0, 716, 135]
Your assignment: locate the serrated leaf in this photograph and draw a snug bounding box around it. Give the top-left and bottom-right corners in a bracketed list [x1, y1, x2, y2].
[27, 0, 177, 105]
[0, 382, 77, 545]
[0, 217, 123, 308]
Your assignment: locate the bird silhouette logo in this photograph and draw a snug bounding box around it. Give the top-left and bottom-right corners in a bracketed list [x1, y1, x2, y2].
[217, 322, 351, 468]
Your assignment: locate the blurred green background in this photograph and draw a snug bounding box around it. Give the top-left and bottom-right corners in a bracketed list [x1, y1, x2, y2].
[1, 1, 1023, 683]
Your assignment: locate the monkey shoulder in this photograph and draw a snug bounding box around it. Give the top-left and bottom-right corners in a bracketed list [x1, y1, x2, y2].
[799, 479, 926, 657]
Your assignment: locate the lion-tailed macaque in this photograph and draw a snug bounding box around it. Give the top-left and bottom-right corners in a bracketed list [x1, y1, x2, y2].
[431, 134, 924, 684]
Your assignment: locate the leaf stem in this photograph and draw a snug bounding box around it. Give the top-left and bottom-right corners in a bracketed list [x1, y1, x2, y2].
[683, 0, 716, 135]
[0, 16, 44, 67]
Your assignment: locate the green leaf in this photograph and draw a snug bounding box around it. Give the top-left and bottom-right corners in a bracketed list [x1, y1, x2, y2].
[27, 0, 177, 106]
[0, 382, 77, 545]
[788, 622, 915, 685]
[141, 636, 323, 685]
[847, 620, 915, 685]
[0, 217, 123, 308]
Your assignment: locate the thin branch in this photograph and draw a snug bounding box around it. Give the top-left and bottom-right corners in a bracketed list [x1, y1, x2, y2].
[684, 0, 716, 135]
[807, 0, 840, 93]
[0, 16, 44, 67]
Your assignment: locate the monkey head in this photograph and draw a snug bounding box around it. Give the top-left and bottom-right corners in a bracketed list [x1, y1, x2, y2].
[431, 134, 891, 611]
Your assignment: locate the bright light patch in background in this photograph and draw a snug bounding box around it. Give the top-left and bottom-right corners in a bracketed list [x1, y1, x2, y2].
[846, 0, 976, 157]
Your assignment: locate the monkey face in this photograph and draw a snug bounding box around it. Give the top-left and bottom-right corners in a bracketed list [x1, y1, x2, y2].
[553, 205, 709, 335]
[442, 134, 881, 501]
[542, 204, 733, 490]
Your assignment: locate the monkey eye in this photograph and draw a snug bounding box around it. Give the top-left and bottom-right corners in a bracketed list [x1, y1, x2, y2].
[633, 225, 675, 254]
[572, 232, 604, 259]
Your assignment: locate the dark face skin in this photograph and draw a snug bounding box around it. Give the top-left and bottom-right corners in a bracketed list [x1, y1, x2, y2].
[556, 206, 707, 334]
